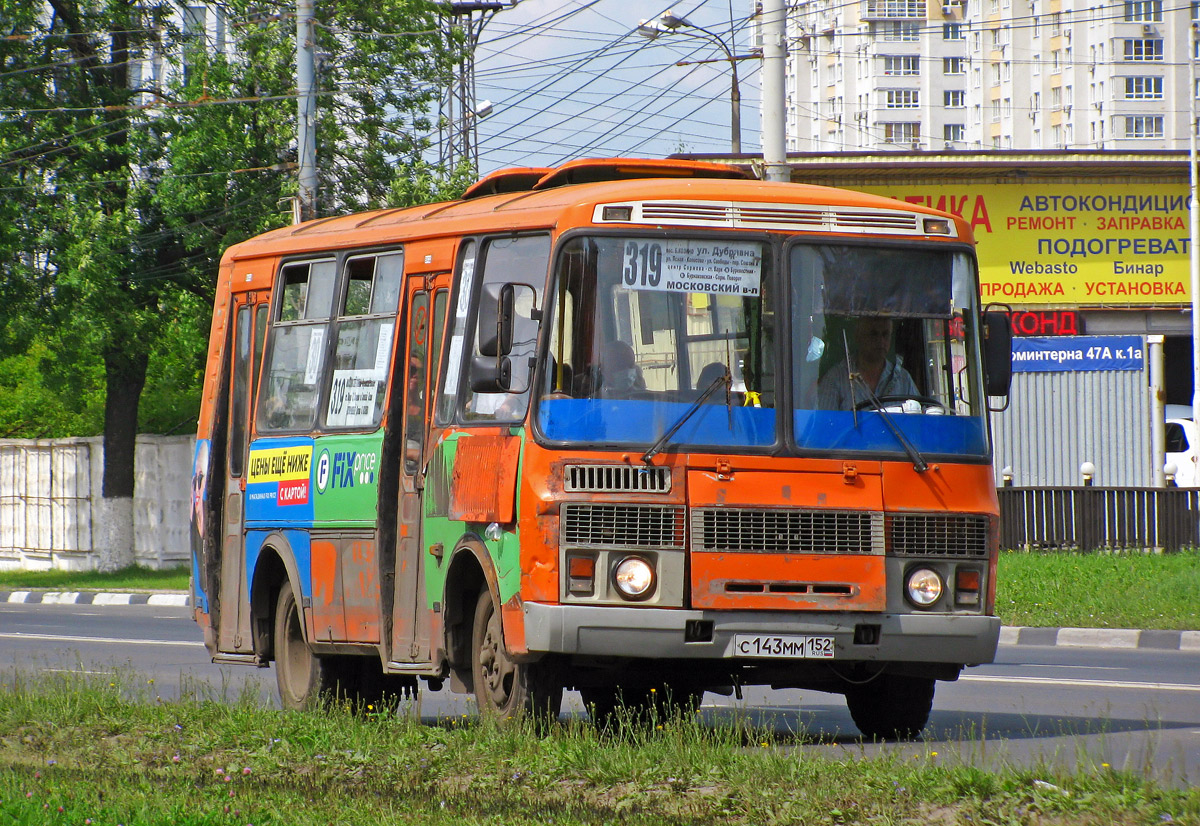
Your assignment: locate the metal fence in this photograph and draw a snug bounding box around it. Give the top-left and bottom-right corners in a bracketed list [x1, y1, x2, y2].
[998, 486, 1200, 552]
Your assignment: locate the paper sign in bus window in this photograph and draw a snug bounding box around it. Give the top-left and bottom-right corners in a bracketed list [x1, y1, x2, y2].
[327, 369, 380, 426]
[620, 239, 762, 296]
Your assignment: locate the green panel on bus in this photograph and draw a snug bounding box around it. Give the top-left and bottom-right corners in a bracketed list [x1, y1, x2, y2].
[311, 432, 384, 525]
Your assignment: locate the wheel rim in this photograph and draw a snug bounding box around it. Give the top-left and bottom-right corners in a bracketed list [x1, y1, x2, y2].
[478, 603, 516, 709]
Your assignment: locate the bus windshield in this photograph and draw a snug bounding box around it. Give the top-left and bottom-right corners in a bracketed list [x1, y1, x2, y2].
[538, 235, 776, 450]
[536, 235, 987, 459]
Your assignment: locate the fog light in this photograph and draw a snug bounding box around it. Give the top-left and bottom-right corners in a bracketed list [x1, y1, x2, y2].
[905, 567, 944, 607]
[613, 556, 655, 599]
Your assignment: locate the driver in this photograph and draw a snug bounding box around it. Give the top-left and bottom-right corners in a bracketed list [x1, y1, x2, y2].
[817, 316, 918, 410]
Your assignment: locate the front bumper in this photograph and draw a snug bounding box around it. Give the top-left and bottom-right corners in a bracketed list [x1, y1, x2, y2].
[523, 603, 1000, 665]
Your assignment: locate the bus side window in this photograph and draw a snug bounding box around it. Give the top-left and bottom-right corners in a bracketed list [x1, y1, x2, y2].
[323, 251, 403, 429]
[463, 234, 550, 422]
[437, 241, 476, 425]
[230, 305, 252, 477]
[258, 260, 336, 432]
[403, 292, 430, 475]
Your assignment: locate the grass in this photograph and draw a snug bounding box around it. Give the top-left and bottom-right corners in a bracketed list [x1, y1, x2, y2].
[996, 549, 1200, 630]
[0, 670, 1196, 826]
[0, 565, 189, 592]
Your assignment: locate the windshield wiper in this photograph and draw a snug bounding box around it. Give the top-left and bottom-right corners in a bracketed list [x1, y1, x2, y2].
[641, 368, 730, 464]
[851, 374, 929, 473]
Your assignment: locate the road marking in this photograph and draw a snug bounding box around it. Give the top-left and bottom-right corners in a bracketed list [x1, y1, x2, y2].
[961, 674, 1200, 693]
[0, 632, 204, 648]
[43, 668, 109, 676]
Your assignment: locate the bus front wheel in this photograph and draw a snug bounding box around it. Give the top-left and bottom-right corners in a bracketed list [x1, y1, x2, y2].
[470, 590, 562, 719]
[844, 674, 935, 741]
[274, 580, 338, 710]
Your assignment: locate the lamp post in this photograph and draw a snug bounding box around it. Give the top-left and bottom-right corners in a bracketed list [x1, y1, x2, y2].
[637, 11, 742, 154]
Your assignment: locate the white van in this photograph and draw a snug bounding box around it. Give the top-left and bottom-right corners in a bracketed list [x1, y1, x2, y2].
[1165, 405, 1197, 487]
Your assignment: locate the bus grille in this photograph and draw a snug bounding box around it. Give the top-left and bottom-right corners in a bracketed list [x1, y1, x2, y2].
[887, 514, 990, 557]
[564, 464, 671, 493]
[690, 508, 884, 555]
[561, 504, 685, 549]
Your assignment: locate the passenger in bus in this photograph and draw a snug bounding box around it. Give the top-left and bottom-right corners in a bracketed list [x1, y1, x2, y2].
[598, 340, 645, 396]
[817, 316, 918, 410]
[696, 361, 728, 391]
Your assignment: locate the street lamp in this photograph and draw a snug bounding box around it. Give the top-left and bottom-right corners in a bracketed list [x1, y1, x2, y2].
[637, 10, 743, 155]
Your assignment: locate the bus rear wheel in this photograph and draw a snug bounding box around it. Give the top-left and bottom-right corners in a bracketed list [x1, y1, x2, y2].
[844, 674, 935, 741]
[470, 590, 561, 719]
[273, 580, 338, 710]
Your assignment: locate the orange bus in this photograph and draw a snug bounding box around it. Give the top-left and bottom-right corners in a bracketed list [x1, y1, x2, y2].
[191, 158, 1011, 738]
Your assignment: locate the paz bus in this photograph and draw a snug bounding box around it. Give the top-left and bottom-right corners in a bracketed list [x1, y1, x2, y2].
[190, 158, 1012, 739]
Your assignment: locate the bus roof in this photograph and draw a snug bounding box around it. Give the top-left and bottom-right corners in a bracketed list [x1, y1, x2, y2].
[221, 158, 972, 264]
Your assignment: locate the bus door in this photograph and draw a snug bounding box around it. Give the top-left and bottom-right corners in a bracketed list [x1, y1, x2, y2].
[390, 273, 450, 663]
[218, 291, 269, 654]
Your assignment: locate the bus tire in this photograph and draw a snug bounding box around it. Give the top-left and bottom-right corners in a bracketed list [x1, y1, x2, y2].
[844, 674, 935, 741]
[273, 580, 338, 710]
[470, 589, 561, 720]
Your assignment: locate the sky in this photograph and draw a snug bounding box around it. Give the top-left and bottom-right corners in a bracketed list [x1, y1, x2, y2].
[464, 0, 763, 174]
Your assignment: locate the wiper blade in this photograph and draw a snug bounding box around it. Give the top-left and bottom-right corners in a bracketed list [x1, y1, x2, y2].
[641, 370, 730, 464]
[851, 374, 929, 473]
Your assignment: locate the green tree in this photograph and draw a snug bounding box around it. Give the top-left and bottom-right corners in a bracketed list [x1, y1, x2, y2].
[0, 0, 461, 569]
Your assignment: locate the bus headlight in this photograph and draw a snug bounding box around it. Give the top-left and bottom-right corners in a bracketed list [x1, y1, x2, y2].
[905, 567, 944, 608]
[613, 556, 655, 600]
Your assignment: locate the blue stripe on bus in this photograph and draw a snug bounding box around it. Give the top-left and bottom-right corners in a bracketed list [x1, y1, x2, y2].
[246, 529, 313, 600]
[539, 398, 775, 447]
[794, 410, 988, 455]
[537, 399, 986, 455]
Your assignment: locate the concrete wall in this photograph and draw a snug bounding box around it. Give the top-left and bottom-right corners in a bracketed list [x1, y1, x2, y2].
[0, 435, 194, 571]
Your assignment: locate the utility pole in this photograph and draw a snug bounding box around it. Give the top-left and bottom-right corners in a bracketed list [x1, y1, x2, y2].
[439, 1, 507, 173]
[760, 0, 789, 182]
[295, 0, 317, 223]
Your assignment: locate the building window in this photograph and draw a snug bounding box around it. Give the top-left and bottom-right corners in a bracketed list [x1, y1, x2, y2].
[879, 21, 920, 40]
[1123, 0, 1162, 21]
[884, 122, 921, 144]
[944, 123, 965, 142]
[886, 89, 920, 108]
[1124, 76, 1163, 99]
[1123, 39, 1164, 61]
[866, 0, 927, 17]
[944, 89, 966, 107]
[943, 23, 964, 40]
[1125, 115, 1164, 138]
[943, 57, 965, 74]
[883, 55, 921, 75]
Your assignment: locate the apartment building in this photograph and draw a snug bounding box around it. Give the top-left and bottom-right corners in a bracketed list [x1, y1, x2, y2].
[786, 0, 1197, 151]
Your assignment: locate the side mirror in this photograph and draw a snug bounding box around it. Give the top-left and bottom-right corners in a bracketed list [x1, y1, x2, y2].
[477, 283, 514, 358]
[983, 311, 1012, 398]
[470, 354, 512, 393]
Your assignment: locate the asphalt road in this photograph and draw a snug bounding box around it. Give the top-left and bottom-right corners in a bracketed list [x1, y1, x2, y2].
[2, 601, 1197, 786]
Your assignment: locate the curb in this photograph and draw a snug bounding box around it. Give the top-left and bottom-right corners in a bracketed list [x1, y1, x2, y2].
[3, 591, 1198, 652]
[0, 590, 190, 608]
[998, 625, 1200, 652]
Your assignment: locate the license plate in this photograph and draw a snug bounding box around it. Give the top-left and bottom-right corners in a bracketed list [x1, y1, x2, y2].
[733, 634, 836, 659]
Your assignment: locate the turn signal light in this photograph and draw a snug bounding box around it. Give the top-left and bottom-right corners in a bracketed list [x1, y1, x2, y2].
[567, 555, 595, 595]
[955, 567, 981, 606]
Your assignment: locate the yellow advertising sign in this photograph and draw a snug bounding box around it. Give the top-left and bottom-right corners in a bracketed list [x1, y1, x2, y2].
[247, 445, 312, 484]
[861, 182, 1191, 308]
